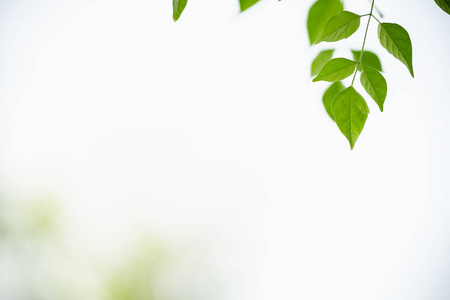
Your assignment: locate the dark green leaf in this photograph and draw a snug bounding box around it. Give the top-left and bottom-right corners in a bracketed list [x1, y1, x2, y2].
[435, 0, 450, 15]
[360, 66, 387, 112]
[315, 11, 361, 44]
[313, 58, 357, 82]
[351, 50, 383, 72]
[311, 49, 335, 76]
[378, 23, 414, 77]
[331, 87, 370, 149]
[307, 0, 344, 45]
[323, 82, 345, 121]
[173, 0, 187, 21]
[239, 0, 260, 12]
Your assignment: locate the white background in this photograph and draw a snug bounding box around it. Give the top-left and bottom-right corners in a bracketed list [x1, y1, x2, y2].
[0, 0, 449, 299]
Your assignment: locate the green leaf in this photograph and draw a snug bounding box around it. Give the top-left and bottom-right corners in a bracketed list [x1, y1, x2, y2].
[323, 81, 345, 121]
[351, 50, 382, 72]
[239, 0, 260, 12]
[313, 58, 357, 82]
[360, 66, 387, 112]
[315, 11, 361, 44]
[173, 0, 188, 21]
[311, 49, 334, 76]
[331, 87, 370, 149]
[307, 0, 344, 45]
[435, 0, 450, 15]
[378, 23, 414, 77]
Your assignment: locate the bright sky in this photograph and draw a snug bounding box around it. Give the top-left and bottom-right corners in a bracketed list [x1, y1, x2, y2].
[0, 0, 449, 299]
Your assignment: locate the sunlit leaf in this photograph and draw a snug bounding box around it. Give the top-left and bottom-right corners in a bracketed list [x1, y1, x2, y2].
[315, 11, 361, 44]
[331, 87, 369, 149]
[313, 58, 357, 82]
[307, 0, 344, 45]
[360, 66, 387, 112]
[351, 50, 383, 72]
[323, 81, 345, 121]
[435, 0, 450, 15]
[239, 0, 260, 12]
[311, 49, 334, 76]
[378, 23, 414, 77]
[173, 0, 188, 21]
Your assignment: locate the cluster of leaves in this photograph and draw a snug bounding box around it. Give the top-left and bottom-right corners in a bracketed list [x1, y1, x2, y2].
[171, 0, 448, 148]
[174, 0, 450, 21]
[308, 0, 415, 149]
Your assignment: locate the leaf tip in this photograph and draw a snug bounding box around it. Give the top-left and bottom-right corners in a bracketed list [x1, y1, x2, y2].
[349, 140, 355, 150]
[173, 10, 181, 22]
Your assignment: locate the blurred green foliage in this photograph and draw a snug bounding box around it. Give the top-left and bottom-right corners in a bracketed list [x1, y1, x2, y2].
[104, 240, 166, 300]
[0, 196, 197, 300]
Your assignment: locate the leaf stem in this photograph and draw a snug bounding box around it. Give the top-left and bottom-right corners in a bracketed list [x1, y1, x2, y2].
[371, 14, 382, 24]
[351, 0, 375, 86]
[366, 0, 384, 18]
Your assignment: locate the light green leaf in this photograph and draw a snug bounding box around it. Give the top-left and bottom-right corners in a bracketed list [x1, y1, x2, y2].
[360, 66, 387, 112]
[378, 23, 414, 77]
[315, 11, 361, 44]
[323, 81, 345, 121]
[173, 0, 188, 21]
[331, 87, 370, 149]
[313, 58, 357, 82]
[311, 49, 334, 76]
[435, 0, 450, 15]
[307, 0, 344, 45]
[239, 0, 260, 12]
[351, 50, 383, 72]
